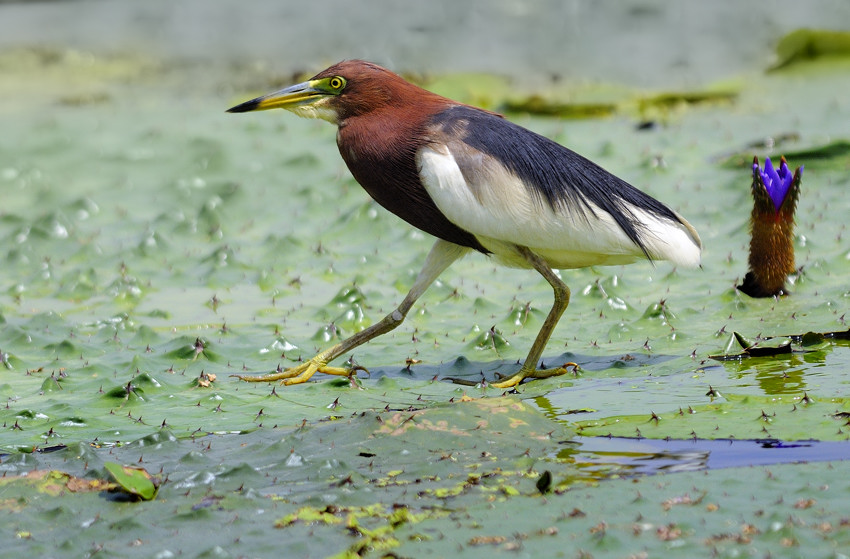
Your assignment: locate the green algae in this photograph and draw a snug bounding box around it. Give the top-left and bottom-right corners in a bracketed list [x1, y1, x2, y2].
[2, 25, 850, 559]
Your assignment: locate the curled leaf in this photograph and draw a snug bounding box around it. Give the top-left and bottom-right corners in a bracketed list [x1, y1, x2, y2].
[104, 462, 159, 501]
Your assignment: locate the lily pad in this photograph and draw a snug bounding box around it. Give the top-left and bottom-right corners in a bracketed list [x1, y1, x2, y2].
[503, 96, 617, 118]
[0, 470, 113, 497]
[103, 462, 159, 501]
[771, 28, 850, 70]
[718, 139, 850, 171]
[3, 12, 850, 559]
[575, 392, 848, 441]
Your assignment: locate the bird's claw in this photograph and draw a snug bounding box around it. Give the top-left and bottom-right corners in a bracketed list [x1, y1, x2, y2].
[232, 358, 368, 385]
[490, 361, 580, 389]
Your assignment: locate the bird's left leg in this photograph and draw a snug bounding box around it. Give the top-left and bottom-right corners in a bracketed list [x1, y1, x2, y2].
[491, 246, 576, 388]
[234, 240, 470, 385]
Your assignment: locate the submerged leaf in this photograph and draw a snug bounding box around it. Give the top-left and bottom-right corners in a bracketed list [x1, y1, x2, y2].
[0, 470, 114, 496]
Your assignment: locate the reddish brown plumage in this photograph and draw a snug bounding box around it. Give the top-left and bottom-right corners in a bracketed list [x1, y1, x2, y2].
[314, 61, 488, 251]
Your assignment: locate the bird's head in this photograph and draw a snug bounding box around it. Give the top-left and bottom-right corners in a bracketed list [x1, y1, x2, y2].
[227, 60, 421, 125]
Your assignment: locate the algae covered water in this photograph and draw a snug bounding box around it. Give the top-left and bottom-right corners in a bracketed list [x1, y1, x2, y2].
[3, 2, 850, 556]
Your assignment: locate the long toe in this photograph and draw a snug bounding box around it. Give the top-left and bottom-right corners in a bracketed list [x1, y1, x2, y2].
[281, 363, 366, 385]
[231, 362, 312, 383]
[525, 362, 579, 380]
[490, 362, 579, 388]
[232, 360, 365, 385]
[490, 371, 527, 389]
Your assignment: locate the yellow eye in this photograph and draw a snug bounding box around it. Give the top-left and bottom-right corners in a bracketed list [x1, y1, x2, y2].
[328, 76, 345, 90]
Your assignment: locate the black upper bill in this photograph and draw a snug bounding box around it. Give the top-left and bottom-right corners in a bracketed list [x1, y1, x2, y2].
[226, 98, 262, 113]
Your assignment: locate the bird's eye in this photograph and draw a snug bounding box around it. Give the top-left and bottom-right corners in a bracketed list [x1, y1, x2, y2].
[328, 77, 345, 91]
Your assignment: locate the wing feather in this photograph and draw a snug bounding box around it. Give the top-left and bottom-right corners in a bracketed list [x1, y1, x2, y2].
[418, 107, 701, 269]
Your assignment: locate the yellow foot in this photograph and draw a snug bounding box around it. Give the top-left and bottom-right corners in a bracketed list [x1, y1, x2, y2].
[232, 358, 367, 386]
[490, 362, 579, 389]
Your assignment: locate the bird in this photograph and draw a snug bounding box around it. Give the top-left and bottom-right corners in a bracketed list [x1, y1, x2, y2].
[227, 60, 702, 388]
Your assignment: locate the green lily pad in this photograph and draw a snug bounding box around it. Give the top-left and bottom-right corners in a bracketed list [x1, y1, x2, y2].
[772, 28, 850, 70]
[3, 16, 850, 559]
[503, 96, 617, 118]
[103, 462, 159, 501]
[718, 139, 850, 171]
[575, 392, 848, 441]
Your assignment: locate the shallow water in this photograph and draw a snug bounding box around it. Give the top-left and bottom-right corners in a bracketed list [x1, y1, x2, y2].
[570, 436, 850, 476]
[3, 2, 850, 556]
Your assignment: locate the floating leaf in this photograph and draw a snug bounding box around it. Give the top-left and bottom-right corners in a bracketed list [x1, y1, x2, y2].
[0, 470, 114, 496]
[104, 462, 159, 501]
[772, 28, 850, 70]
[503, 96, 616, 118]
[719, 140, 850, 171]
[575, 392, 843, 441]
[638, 89, 737, 110]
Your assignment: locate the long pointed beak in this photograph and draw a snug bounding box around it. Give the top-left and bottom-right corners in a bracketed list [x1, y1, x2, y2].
[227, 80, 326, 113]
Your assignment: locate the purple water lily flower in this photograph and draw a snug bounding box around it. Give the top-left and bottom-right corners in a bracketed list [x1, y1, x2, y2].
[740, 155, 802, 298]
[752, 157, 801, 212]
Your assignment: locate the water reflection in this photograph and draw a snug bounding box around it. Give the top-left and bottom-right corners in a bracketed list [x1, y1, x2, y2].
[755, 367, 806, 394]
[557, 436, 850, 481]
[721, 353, 808, 394]
[715, 335, 850, 396]
[726, 354, 808, 394]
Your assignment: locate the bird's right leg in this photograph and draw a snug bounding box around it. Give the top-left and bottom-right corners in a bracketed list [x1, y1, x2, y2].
[490, 246, 575, 388]
[234, 240, 469, 385]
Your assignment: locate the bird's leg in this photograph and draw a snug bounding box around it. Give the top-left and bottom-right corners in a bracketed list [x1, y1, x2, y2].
[234, 240, 469, 385]
[491, 246, 574, 388]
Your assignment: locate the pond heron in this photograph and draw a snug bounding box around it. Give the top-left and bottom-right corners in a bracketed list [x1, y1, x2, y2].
[227, 60, 702, 388]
